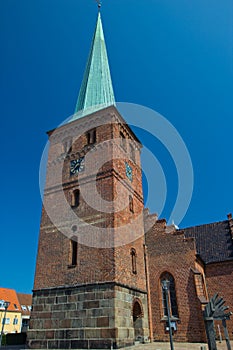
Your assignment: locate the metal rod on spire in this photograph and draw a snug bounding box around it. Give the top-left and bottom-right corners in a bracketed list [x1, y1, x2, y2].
[96, 0, 101, 10]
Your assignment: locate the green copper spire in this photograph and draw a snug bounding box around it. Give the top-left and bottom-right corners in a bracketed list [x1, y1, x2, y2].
[72, 12, 115, 120]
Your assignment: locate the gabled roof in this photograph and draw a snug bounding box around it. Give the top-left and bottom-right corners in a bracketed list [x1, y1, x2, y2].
[0, 288, 21, 312]
[17, 293, 32, 316]
[72, 12, 115, 121]
[182, 220, 233, 264]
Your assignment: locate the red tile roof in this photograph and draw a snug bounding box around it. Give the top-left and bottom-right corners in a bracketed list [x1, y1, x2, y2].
[17, 293, 32, 316]
[0, 288, 21, 312]
[182, 220, 233, 264]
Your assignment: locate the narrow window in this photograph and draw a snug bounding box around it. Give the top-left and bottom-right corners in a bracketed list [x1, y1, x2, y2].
[2, 318, 10, 325]
[71, 189, 80, 208]
[120, 131, 126, 151]
[71, 240, 78, 266]
[130, 143, 135, 162]
[160, 272, 179, 318]
[129, 195, 134, 213]
[92, 129, 96, 143]
[13, 316, 18, 325]
[86, 129, 96, 145]
[131, 248, 137, 274]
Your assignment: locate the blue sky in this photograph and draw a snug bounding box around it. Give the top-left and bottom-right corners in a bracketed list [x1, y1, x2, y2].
[1, 0, 232, 293]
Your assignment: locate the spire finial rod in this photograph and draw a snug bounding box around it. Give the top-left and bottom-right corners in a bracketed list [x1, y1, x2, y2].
[96, 0, 101, 10]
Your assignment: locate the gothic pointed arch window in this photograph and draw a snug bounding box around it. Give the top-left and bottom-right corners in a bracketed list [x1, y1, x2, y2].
[160, 272, 179, 318]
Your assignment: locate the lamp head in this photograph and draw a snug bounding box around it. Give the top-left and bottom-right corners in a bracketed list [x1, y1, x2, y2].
[162, 279, 170, 290]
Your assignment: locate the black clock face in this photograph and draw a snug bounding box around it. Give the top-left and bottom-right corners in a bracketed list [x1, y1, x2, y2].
[70, 157, 85, 175]
[125, 162, 133, 182]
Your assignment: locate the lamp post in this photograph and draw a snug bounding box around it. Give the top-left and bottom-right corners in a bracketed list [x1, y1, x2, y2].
[162, 280, 174, 350]
[0, 301, 10, 347]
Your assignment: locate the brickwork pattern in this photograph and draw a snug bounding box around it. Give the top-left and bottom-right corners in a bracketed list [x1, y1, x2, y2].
[31, 104, 233, 348]
[30, 107, 149, 349]
[145, 220, 206, 343]
[34, 107, 146, 291]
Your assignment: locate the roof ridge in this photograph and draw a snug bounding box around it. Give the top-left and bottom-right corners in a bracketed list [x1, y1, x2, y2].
[179, 219, 229, 231]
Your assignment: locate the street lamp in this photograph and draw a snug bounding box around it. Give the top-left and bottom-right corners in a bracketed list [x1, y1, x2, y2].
[0, 301, 10, 347]
[162, 280, 174, 350]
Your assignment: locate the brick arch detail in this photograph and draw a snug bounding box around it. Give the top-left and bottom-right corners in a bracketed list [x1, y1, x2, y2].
[132, 297, 144, 318]
[158, 270, 176, 285]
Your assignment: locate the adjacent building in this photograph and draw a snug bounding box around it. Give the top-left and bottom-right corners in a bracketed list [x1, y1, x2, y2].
[145, 213, 233, 342]
[17, 293, 32, 333]
[0, 288, 21, 334]
[0, 288, 32, 335]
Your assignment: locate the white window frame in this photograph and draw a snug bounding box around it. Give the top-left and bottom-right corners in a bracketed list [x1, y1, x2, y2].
[2, 318, 10, 325]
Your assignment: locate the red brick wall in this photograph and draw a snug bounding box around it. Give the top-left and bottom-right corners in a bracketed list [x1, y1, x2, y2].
[34, 107, 147, 293]
[145, 220, 206, 342]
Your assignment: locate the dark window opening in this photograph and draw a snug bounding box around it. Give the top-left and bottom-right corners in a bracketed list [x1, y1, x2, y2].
[133, 300, 143, 340]
[86, 129, 96, 145]
[71, 189, 80, 208]
[71, 240, 78, 266]
[133, 301, 143, 322]
[131, 248, 137, 274]
[161, 272, 179, 318]
[13, 317, 18, 325]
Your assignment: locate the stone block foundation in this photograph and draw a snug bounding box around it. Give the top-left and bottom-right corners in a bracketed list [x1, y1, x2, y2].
[28, 282, 149, 349]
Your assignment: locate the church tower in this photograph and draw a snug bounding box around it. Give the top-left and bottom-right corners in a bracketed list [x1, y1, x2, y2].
[28, 9, 149, 349]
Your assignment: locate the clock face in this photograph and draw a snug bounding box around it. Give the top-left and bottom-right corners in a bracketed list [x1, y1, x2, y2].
[70, 157, 85, 175]
[125, 162, 133, 182]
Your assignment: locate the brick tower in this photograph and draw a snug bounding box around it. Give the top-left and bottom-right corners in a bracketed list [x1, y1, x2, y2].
[28, 10, 149, 349]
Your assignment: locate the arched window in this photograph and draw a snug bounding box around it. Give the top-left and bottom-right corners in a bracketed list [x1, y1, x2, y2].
[160, 272, 179, 318]
[131, 248, 137, 274]
[71, 189, 80, 208]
